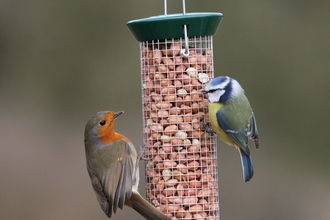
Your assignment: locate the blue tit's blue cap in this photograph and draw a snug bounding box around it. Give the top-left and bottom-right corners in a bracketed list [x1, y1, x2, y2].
[209, 76, 230, 86]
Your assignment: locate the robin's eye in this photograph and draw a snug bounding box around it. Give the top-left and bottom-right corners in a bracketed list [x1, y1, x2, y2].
[99, 120, 106, 126]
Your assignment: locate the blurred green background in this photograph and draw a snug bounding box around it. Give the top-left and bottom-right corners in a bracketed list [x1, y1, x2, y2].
[1, 0, 329, 219]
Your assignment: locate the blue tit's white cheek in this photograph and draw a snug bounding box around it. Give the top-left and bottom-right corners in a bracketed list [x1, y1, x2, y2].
[208, 89, 225, 103]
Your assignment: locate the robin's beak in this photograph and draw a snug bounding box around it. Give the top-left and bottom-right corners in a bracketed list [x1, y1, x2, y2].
[114, 111, 124, 119]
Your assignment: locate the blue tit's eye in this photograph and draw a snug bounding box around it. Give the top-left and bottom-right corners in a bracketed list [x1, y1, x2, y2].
[99, 120, 106, 126]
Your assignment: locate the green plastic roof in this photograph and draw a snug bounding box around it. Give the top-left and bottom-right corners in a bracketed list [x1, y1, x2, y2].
[127, 12, 223, 42]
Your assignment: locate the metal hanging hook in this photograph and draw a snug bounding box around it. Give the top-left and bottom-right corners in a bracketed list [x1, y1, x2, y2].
[181, 0, 189, 57]
[163, 0, 189, 56]
[164, 0, 186, 15]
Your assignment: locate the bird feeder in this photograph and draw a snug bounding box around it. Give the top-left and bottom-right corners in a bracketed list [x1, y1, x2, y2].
[127, 1, 222, 219]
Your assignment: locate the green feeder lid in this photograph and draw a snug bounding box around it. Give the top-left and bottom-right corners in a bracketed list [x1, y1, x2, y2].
[127, 12, 223, 42]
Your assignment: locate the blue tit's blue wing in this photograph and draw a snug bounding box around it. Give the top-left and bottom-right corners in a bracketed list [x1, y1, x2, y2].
[216, 109, 250, 156]
[248, 112, 259, 149]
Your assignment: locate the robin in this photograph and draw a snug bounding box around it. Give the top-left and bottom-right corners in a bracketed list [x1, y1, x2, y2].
[84, 110, 171, 219]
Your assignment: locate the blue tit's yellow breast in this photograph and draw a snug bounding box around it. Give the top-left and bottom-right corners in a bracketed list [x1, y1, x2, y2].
[208, 102, 238, 148]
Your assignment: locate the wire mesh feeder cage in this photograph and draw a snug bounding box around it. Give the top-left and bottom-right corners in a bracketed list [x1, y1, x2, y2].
[127, 1, 223, 219]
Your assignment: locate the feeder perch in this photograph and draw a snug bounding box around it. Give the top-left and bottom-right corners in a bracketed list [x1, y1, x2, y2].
[127, 1, 222, 219]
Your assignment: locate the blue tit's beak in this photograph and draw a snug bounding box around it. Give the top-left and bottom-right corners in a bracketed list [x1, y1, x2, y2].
[201, 90, 208, 94]
[114, 111, 124, 119]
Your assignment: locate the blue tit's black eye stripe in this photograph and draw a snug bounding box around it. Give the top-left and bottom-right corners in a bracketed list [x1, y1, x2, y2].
[219, 80, 232, 102]
[209, 88, 222, 93]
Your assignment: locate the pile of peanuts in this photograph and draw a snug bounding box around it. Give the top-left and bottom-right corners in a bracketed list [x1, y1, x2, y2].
[141, 38, 219, 220]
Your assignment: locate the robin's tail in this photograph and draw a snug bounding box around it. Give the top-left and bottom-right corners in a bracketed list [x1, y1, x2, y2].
[127, 191, 171, 220]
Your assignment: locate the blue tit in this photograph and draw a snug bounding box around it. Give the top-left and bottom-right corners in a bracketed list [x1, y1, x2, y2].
[202, 76, 259, 182]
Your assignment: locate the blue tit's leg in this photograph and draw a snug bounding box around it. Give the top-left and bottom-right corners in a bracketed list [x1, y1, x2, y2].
[239, 149, 254, 182]
[201, 122, 216, 135]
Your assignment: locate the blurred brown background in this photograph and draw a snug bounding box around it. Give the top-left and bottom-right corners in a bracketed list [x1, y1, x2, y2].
[1, 0, 329, 219]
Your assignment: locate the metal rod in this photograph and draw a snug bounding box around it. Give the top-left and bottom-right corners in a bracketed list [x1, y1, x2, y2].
[164, 0, 167, 15]
[182, 0, 186, 15]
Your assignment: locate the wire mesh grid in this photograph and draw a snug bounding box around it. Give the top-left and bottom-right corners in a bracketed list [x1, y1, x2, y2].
[140, 36, 219, 220]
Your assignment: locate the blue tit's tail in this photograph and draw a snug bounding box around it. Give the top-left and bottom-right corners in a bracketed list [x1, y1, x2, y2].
[239, 149, 254, 182]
